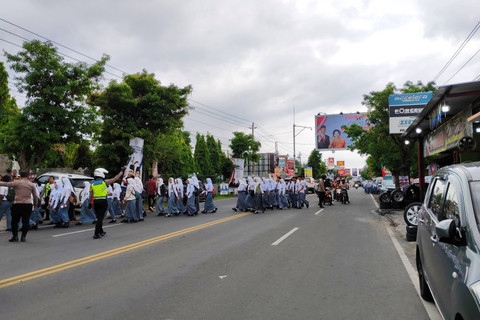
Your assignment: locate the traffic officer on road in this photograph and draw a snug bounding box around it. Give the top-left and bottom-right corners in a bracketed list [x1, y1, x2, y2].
[90, 167, 125, 239]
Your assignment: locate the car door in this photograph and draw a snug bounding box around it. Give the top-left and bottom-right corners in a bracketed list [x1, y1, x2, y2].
[427, 175, 466, 318]
[418, 176, 447, 301]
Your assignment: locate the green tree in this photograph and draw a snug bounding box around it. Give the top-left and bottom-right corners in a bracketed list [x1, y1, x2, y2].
[0, 62, 20, 158]
[194, 133, 215, 177]
[154, 130, 196, 178]
[229, 132, 261, 173]
[4, 40, 107, 169]
[306, 149, 327, 179]
[343, 81, 436, 186]
[91, 70, 192, 173]
[74, 143, 93, 169]
[206, 134, 221, 174]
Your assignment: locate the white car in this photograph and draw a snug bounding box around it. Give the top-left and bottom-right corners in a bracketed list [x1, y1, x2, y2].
[37, 172, 94, 207]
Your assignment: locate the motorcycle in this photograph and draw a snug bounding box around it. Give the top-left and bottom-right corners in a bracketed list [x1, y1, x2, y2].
[324, 187, 333, 206]
[341, 188, 350, 204]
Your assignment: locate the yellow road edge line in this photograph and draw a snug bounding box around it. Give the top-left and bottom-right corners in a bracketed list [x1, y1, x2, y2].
[0, 212, 251, 288]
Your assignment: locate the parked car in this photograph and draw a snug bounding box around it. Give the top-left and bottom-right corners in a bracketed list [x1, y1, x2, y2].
[304, 177, 317, 194]
[37, 172, 94, 207]
[379, 179, 395, 193]
[416, 162, 480, 319]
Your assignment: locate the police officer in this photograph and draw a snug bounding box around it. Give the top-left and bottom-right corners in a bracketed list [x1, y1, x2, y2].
[90, 167, 125, 239]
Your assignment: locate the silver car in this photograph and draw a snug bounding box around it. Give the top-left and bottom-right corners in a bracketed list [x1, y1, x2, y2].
[416, 162, 480, 319]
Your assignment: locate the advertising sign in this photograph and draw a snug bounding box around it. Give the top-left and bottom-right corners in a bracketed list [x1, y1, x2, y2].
[388, 92, 432, 134]
[278, 156, 287, 169]
[315, 113, 370, 150]
[228, 158, 245, 184]
[344, 168, 351, 176]
[352, 168, 358, 176]
[337, 161, 345, 169]
[304, 167, 313, 178]
[327, 157, 335, 168]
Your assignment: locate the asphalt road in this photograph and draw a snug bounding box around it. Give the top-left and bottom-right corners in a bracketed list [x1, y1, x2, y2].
[0, 189, 435, 320]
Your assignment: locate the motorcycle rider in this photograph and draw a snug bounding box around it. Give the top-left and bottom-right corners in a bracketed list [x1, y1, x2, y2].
[339, 178, 350, 204]
[316, 175, 326, 208]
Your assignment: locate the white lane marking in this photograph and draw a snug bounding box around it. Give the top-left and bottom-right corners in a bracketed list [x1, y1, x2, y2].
[370, 193, 379, 208]
[271, 227, 299, 246]
[314, 209, 324, 216]
[371, 195, 441, 320]
[52, 223, 123, 237]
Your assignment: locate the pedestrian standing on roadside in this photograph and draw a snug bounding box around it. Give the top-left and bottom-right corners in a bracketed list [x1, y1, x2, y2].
[106, 184, 116, 223]
[245, 177, 255, 211]
[90, 168, 124, 239]
[155, 177, 167, 216]
[0, 171, 38, 242]
[40, 176, 54, 221]
[134, 174, 145, 221]
[145, 175, 157, 212]
[202, 178, 217, 213]
[278, 178, 289, 209]
[317, 175, 326, 208]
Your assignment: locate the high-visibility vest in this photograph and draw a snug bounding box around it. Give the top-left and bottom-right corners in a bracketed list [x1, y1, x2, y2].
[45, 183, 51, 197]
[91, 180, 108, 200]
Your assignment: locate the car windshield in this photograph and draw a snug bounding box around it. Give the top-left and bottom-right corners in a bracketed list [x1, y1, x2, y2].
[71, 178, 94, 188]
[469, 182, 480, 228]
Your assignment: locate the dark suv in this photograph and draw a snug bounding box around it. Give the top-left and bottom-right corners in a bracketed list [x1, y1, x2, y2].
[416, 162, 480, 319]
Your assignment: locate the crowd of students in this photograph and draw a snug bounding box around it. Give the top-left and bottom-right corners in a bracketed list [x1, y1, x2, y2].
[232, 176, 311, 213]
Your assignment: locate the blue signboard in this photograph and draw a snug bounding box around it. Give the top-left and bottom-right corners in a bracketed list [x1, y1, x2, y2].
[388, 92, 433, 106]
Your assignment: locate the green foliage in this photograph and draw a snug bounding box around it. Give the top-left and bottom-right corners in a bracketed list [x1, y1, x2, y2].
[229, 131, 261, 166]
[74, 143, 93, 169]
[306, 149, 327, 179]
[343, 81, 436, 181]
[3, 40, 107, 169]
[154, 130, 196, 178]
[92, 70, 192, 173]
[194, 133, 215, 177]
[206, 134, 221, 173]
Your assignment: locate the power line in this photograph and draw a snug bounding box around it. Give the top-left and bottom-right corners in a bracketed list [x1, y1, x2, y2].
[188, 98, 252, 125]
[443, 46, 480, 84]
[0, 17, 129, 75]
[433, 20, 480, 82]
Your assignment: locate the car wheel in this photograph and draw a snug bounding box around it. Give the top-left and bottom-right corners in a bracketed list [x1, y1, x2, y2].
[406, 225, 417, 235]
[379, 192, 391, 204]
[391, 189, 404, 203]
[416, 249, 433, 301]
[406, 232, 416, 242]
[404, 202, 422, 226]
[379, 201, 391, 209]
[404, 185, 420, 202]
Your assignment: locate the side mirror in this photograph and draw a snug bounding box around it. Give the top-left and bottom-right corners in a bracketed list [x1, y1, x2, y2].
[436, 219, 466, 246]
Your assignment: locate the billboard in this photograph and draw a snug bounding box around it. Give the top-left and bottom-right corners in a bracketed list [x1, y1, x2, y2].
[337, 161, 345, 169]
[388, 92, 432, 134]
[327, 157, 335, 169]
[316, 113, 370, 150]
[304, 167, 313, 178]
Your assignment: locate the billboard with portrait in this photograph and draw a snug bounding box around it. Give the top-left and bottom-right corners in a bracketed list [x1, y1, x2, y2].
[315, 113, 370, 150]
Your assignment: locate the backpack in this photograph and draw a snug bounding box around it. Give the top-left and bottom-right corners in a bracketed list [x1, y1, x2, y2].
[6, 187, 15, 202]
[193, 185, 199, 196]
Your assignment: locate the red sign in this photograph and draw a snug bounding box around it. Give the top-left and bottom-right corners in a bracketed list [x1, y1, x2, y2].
[328, 157, 334, 167]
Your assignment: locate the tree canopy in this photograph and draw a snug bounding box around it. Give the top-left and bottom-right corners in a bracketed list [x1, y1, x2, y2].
[306, 149, 327, 179]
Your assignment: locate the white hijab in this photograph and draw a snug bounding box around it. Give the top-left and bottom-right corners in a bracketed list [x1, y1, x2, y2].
[81, 181, 91, 203]
[133, 177, 143, 193]
[168, 177, 178, 197]
[205, 178, 213, 192]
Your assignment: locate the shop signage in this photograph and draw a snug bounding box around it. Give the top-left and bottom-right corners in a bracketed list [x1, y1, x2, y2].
[388, 92, 432, 134]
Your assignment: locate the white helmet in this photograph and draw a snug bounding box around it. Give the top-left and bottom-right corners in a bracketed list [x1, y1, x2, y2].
[93, 168, 108, 178]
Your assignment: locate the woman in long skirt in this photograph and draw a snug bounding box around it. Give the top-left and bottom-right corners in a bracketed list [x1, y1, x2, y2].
[278, 178, 289, 209]
[269, 178, 277, 209]
[185, 179, 198, 216]
[175, 178, 186, 214]
[202, 178, 217, 213]
[167, 177, 179, 217]
[232, 178, 247, 212]
[112, 183, 123, 216]
[134, 176, 144, 220]
[122, 178, 137, 222]
[244, 177, 255, 211]
[192, 176, 201, 212]
[253, 177, 265, 214]
[76, 181, 97, 225]
[57, 177, 73, 228]
[156, 178, 167, 216]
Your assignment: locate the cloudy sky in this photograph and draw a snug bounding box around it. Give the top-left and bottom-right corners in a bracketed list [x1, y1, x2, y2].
[1, 0, 480, 170]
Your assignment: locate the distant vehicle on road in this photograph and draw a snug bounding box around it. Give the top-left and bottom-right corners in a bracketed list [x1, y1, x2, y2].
[416, 162, 480, 319]
[304, 177, 317, 194]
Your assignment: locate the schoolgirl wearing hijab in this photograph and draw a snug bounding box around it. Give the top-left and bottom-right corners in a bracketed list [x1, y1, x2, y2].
[202, 178, 217, 213]
[253, 177, 265, 214]
[185, 179, 198, 216]
[261, 177, 271, 210]
[112, 183, 123, 216]
[269, 178, 278, 209]
[167, 177, 179, 217]
[121, 178, 138, 223]
[48, 180, 62, 225]
[56, 177, 73, 227]
[155, 177, 167, 216]
[175, 178, 186, 214]
[278, 178, 289, 209]
[232, 178, 247, 212]
[133, 176, 144, 221]
[245, 177, 255, 211]
[76, 181, 96, 225]
[191, 176, 201, 212]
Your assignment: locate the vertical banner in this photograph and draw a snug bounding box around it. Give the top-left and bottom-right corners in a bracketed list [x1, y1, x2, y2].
[229, 158, 245, 184]
[352, 168, 358, 176]
[126, 137, 145, 178]
[304, 167, 313, 178]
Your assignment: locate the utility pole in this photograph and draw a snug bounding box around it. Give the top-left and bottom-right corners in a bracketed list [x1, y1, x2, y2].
[249, 122, 257, 175]
[293, 106, 312, 175]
